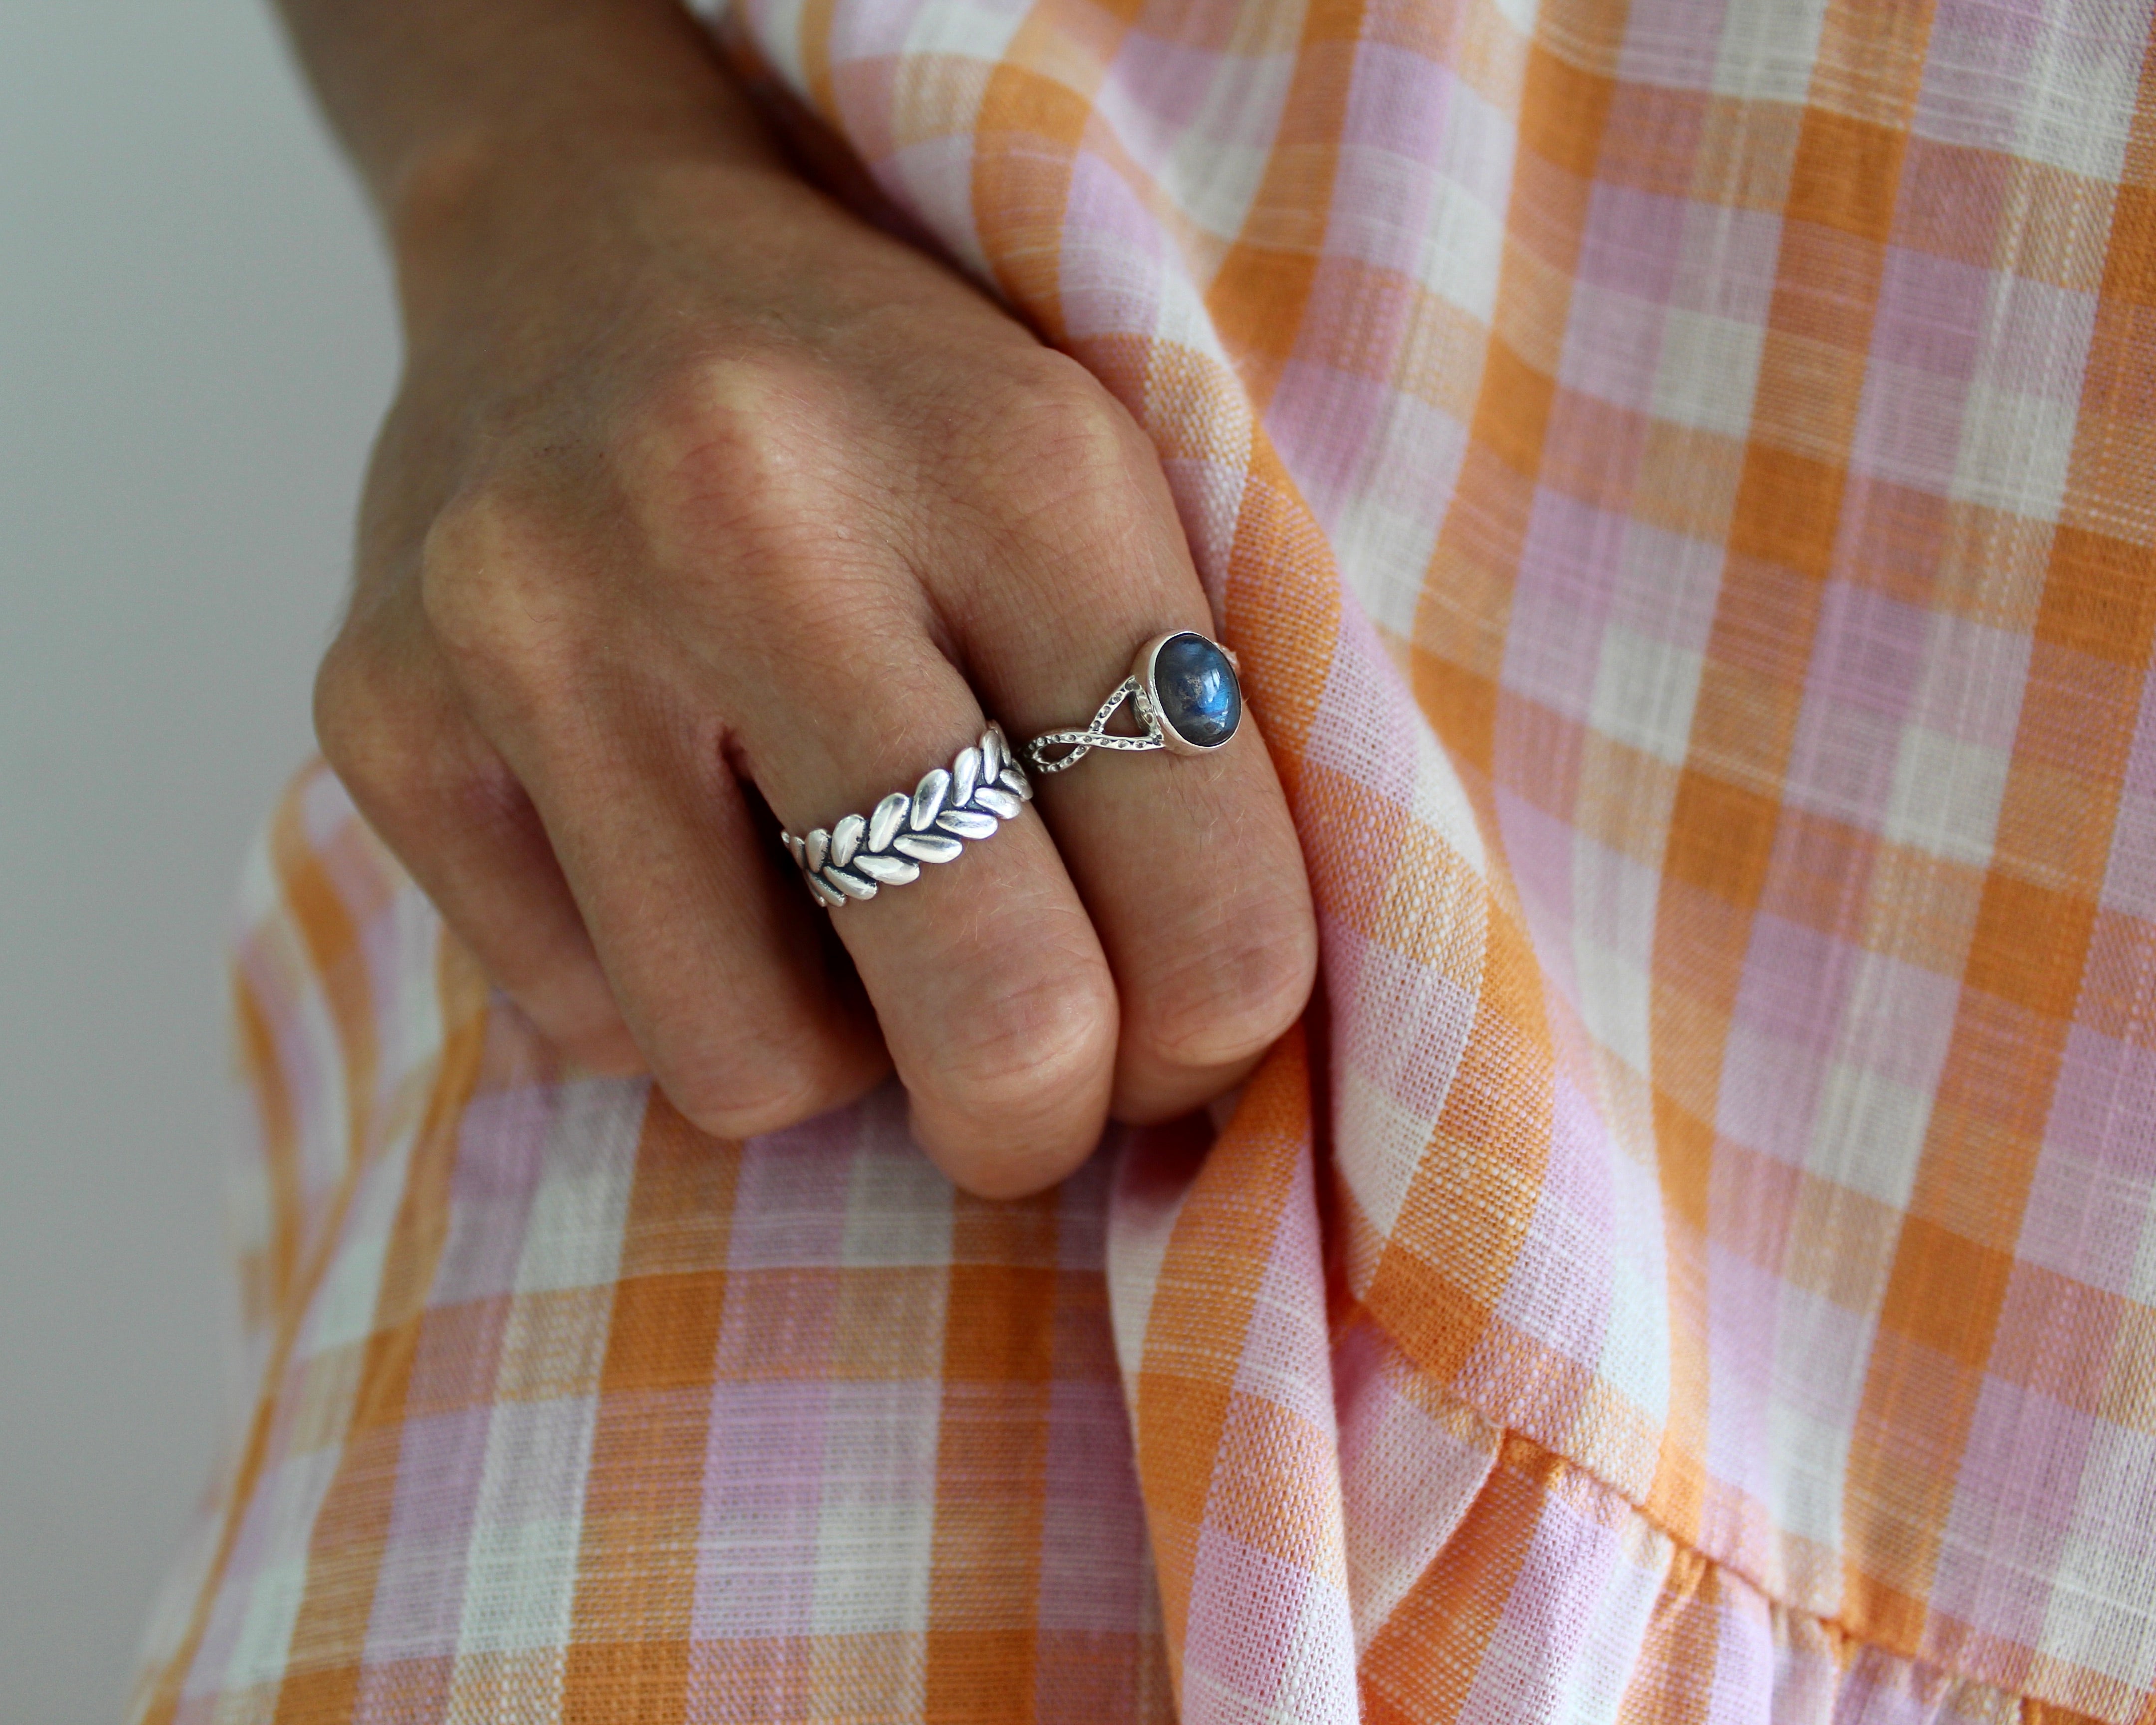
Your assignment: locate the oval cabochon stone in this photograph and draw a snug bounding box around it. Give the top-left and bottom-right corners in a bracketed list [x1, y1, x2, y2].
[1153, 633, 1241, 749]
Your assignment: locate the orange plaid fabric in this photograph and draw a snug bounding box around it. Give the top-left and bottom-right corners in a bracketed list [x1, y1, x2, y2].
[134, 0, 2156, 1718]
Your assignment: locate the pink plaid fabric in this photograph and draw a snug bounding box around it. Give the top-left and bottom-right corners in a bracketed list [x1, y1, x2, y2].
[134, 0, 2156, 1718]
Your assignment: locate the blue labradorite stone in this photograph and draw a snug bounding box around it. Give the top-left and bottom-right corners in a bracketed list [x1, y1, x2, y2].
[1153, 633, 1241, 748]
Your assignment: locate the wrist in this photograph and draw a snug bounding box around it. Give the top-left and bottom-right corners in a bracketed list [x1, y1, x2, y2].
[279, 0, 789, 292]
[382, 95, 795, 340]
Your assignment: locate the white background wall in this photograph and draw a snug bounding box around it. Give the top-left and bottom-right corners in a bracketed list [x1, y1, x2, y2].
[1, 3, 396, 1716]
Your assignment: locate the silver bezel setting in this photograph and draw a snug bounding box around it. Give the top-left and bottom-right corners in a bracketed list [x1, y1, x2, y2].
[1132, 631, 1243, 756]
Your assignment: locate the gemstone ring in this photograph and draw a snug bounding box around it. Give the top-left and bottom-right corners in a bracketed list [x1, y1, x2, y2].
[1022, 631, 1243, 776]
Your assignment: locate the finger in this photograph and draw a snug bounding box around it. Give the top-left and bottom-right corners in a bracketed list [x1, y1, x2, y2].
[315, 619, 645, 1075]
[936, 365, 1317, 1123]
[491, 687, 891, 1141]
[736, 599, 1120, 1199]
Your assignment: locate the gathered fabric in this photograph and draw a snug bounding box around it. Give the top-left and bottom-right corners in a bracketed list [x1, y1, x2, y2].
[133, 0, 2156, 1719]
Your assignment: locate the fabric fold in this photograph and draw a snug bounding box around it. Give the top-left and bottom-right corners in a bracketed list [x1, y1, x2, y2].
[133, 0, 2156, 1716]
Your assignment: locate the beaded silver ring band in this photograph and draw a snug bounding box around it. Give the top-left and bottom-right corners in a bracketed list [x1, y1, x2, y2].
[781, 723, 1032, 908]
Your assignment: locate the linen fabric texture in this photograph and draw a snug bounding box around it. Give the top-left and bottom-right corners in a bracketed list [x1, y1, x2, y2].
[132, 0, 2156, 1717]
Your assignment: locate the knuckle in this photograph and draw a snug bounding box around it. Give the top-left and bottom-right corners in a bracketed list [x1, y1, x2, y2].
[511, 975, 642, 1075]
[555, 1021, 646, 1079]
[976, 350, 1153, 518]
[1136, 891, 1319, 1068]
[917, 946, 1119, 1115]
[416, 487, 579, 689]
[616, 351, 851, 547]
[315, 620, 524, 841]
[312, 630, 384, 780]
[660, 1047, 824, 1141]
[313, 627, 421, 803]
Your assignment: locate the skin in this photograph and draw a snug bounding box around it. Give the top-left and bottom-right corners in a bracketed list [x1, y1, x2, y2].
[278, 0, 1318, 1198]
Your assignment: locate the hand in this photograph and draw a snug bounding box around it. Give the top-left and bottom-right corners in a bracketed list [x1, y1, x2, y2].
[317, 125, 1316, 1197]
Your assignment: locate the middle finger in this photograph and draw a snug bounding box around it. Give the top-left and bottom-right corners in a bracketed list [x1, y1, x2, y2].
[736, 611, 1121, 1198]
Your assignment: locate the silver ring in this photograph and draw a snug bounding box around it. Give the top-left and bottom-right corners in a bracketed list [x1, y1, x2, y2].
[781, 723, 1032, 908]
[1023, 631, 1243, 775]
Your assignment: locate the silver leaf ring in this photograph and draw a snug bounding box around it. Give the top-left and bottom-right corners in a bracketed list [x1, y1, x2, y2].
[781, 723, 1033, 908]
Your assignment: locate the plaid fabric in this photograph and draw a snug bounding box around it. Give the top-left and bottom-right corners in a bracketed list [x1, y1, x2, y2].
[135, 770, 1175, 1724]
[133, 0, 2156, 1716]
